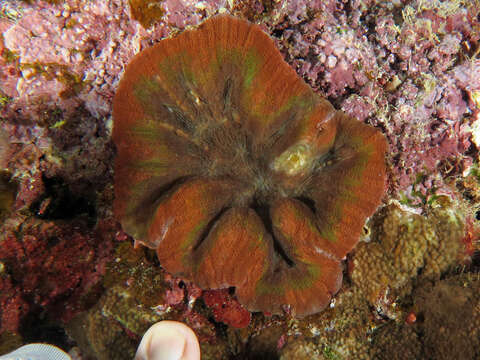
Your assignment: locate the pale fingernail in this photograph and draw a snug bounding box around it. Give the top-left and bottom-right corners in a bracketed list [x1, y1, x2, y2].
[148, 327, 186, 360]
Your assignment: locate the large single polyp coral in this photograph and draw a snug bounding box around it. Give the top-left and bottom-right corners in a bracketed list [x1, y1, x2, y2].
[113, 15, 387, 316]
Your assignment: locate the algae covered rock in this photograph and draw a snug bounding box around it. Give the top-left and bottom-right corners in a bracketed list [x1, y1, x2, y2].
[275, 198, 468, 360]
[67, 241, 231, 360]
[369, 273, 480, 360]
[351, 200, 464, 310]
[414, 274, 480, 360]
[369, 322, 422, 360]
[276, 287, 374, 360]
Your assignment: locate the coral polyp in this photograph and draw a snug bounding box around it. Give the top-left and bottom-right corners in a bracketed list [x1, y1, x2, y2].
[113, 15, 387, 316]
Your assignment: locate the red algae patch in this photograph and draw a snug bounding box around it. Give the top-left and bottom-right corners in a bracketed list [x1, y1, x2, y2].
[203, 289, 251, 329]
[113, 15, 387, 316]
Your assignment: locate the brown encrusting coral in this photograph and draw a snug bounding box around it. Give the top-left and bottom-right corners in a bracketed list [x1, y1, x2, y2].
[352, 199, 465, 308]
[113, 15, 387, 316]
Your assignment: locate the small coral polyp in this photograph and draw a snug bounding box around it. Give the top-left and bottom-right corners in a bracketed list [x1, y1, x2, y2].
[113, 15, 387, 316]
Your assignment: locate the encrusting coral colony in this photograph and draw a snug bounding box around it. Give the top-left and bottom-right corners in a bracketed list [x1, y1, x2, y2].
[0, 0, 479, 359]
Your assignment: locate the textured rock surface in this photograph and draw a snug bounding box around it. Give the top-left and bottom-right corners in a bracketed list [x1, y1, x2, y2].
[352, 199, 465, 310]
[0, 0, 478, 358]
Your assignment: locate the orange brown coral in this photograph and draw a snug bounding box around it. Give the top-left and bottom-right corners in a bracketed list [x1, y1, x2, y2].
[113, 15, 387, 316]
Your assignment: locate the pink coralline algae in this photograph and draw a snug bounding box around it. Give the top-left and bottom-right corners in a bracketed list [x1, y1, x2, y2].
[1, 0, 141, 120]
[0, 0, 225, 121]
[269, 0, 480, 201]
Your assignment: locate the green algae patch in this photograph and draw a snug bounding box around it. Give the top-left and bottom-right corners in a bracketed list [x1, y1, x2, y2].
[1, 48, 18, 64]
[0, 92, 12, 110]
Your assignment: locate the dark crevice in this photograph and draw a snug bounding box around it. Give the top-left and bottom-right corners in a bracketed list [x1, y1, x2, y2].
[271, 27, 284, 39]
[144, 247, 160, 266]
[134, 176, 193, 221]
[148, 176, 191, 204]
[472, 251, 480, 268]
[327, 87, 357, 108]
[31, 175, 96, 226]
[222, 78, 233, 110]
[46, 236, 60, 249]
[416, 266, 424, 276]
[251, 200, 295, 267]
[20, 308, 73, 351]
[343, 0, 353, 19]
[192, 206, 230, 251]
[296, 196, 317, 214]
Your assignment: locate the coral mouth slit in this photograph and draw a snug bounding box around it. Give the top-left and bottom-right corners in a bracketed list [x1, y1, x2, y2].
[252, 201, 295, 268]
[113, 15, 387, 316]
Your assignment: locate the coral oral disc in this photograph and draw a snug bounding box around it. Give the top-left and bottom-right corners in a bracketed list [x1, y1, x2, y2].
[113, 15, 387, 316]
[272, 142, 314, 176]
